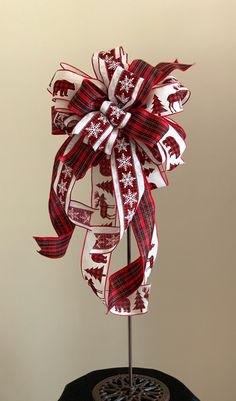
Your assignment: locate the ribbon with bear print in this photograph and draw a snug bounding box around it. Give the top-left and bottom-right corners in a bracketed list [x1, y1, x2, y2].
[34, 46, 192, 315]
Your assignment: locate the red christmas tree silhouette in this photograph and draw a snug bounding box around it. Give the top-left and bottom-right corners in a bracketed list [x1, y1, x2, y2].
[97, 180, 114, 195]
[85, 266, 105, 283]
[138, 149, 150, 165]
[133, 290, 145, 313]
[99, 155, 111, 176]
[148, 255, 154, 269]
[152, 95, 167, 115]
[143, 167, 154, 176]
[143, 288, 150, 301]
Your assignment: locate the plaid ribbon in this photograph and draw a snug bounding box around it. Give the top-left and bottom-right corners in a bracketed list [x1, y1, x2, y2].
[34, 46, 192, 316]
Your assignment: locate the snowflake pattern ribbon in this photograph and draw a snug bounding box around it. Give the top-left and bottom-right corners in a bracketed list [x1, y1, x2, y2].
[34, 47, 192, 315]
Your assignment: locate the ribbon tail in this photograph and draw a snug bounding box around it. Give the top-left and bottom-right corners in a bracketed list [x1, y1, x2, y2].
[154, 60, 193, 83]
[34, 185, 75, 258]
[108, 181, 156, 314]
[80, 158, 118, 306]
[60, 138, 98, 179]
[108, 256, 144, 312]
[34, 230, 74, 258]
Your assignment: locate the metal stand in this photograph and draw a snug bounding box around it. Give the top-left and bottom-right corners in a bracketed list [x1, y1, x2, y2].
[92, 227, 170, 401]
[127, 227, 133, 389]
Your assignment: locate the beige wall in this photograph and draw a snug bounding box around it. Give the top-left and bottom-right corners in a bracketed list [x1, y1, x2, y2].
[1, 1, 235, 400]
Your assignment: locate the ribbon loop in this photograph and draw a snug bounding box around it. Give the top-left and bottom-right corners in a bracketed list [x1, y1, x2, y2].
[69, 80, 107, 116]
[145, 76, 191, 117]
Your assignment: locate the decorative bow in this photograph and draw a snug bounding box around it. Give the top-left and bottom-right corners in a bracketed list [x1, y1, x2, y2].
[34, 47, 192, 315]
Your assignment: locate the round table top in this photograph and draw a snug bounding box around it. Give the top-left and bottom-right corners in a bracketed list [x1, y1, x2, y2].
[58, 367, 200, 401]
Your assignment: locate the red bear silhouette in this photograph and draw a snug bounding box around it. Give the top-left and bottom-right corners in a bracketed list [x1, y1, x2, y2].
[114, 298, 131, 313]
[162, 136, 180, 158]
[91, 254, 108, 263]
[53, 80, 75, 97]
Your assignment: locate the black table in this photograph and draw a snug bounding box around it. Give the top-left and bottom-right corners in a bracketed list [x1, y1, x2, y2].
[58, 367, 200, 401]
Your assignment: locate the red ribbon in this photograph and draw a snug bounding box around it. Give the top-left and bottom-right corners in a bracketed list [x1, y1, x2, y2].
[34, 47, 192, 315]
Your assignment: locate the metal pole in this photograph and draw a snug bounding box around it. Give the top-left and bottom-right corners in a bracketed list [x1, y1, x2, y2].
[127, 226, 133, 389]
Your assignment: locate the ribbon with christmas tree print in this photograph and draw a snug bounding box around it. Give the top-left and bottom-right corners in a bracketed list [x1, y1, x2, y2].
[34, 46, 192, 315]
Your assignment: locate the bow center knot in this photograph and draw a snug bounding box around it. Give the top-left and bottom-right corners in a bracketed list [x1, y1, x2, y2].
[100, 100, 131, 129]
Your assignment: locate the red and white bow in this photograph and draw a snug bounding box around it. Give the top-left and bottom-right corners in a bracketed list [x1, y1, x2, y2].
[34, 47, 192, 315]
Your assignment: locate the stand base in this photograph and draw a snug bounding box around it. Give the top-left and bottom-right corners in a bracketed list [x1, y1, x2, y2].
[58, 367, 200, 401]
[92, 373, 170, 401]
